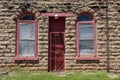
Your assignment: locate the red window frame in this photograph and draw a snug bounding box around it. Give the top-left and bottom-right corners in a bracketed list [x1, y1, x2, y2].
[14, 12, 38, 61]
[75, 12, 99, 60]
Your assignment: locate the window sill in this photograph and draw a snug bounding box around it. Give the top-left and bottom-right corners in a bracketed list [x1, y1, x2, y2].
[75, 56, 99, 61]
[14, 56, 38, 61]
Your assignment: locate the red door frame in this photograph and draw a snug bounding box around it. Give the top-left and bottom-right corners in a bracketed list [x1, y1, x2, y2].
[48, 17, 65, 72]
[42, 13, 72, 72]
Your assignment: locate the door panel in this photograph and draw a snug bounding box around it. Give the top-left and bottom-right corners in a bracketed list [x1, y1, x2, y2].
[48, 17, 65, 72]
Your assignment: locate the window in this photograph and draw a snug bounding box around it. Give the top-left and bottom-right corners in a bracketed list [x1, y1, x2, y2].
[76, 12, 99, 60]
[15, 12, 38, 60]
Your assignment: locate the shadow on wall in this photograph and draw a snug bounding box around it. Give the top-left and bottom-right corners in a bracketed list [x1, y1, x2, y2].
[15, 60, 39, 64]
[76, 60, 99, 64]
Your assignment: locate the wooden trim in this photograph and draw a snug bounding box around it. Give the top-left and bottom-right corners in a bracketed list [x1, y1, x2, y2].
[75, 57, 99, 60]
[41, 13, 73, 17]
[35, 20, 38, 58]
[19, 20, 35, 23]
[77, 11, 94, 21]
[14, 57, 38, 61]
[18, 11, 36, 20]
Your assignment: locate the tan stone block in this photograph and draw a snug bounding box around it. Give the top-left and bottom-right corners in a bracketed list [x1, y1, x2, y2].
[65, 48, 76, 52]
[70, 30, 75, 33]
[0, 63, 6, 67]
[98, 48, 106, 53]
[0, 45, 6, 49]
[66, 42, 75, 45]
[66, 21, 70, 25]
[43, 45, 48, 49]
[70, 21, 75, 25]
[0, 9, 9, 12]
[39, 33, 48, 36]
[19, 63, 26, 67]
[6, 63, 16, 67]
[38, 41, 48, 44]
[0, 33, 9, 37]
[5, 29, 15, 33]
[39, 49, 48, 53]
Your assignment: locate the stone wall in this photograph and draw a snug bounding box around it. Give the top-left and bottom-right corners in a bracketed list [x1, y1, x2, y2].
[0, 0, 120, 73]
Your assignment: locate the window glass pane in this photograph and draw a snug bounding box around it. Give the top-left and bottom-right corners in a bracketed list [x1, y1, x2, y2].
[79, 40, 94, 55]
[19, 41, 34, 56]
[20, 23, 35, 40]
[20, 14, 35, 20]
[78, 24, 94, 40]
[78, 14, 92, 21]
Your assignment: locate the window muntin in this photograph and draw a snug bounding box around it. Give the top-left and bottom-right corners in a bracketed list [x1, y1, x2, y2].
[76, 12, 98, 60]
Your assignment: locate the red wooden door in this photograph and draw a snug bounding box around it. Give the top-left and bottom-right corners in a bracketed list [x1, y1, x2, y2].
[48, 17, 65, 72]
